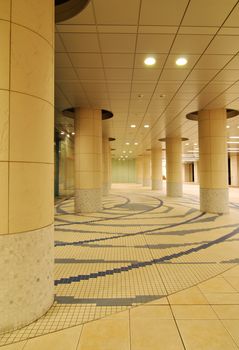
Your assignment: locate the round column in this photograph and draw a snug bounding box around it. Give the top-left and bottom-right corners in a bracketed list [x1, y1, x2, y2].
[151, 147, 163, 190]
[198, 109, 228, 213]
[108, 145, 112, 190]
[230, 154, 239, 187]
[0, 1, 54, 333]
[136, 156, 143, 184]
[102, 137, 110, 196]
[143, 153, 151, 187]
[75, 108, 102, 212]
[166, 138, 183, 196]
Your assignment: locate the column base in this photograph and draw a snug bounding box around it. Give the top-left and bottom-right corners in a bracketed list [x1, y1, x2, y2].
[200, 188, 229, 214]
[75, 188, 102, 212]
[167, 182, 182, 197]
[143, 178, 151, 187]
[102, 183, 109, 196]
[0, 224, 54, 334]
[152, 179, 163, 191]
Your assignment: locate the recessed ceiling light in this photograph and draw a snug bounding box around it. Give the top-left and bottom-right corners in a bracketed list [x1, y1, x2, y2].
[176, 57, 188, 66]
[194, 143, 197, 146]
[71, 132, 75, 135]
[144, 124, 150, 128]
[120, 156, 124, 158]
[67, 134, 70, 138]
[226, 125, 230, 128]
[129, 151, 132, 153]
[130, 124, 136, 128]
[237, 126, 239, 128]
[60, 131, 65, 135]
[185, 143, 189, 146]
[125, 156, 128, 158]
[123, 151, 126, 153]
[134, 142, 138, 145]
[125, 142, 130, 145]
[144, 57, 156, 66]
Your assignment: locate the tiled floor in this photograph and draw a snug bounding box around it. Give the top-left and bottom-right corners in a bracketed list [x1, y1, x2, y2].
[1, 183, 239, 349]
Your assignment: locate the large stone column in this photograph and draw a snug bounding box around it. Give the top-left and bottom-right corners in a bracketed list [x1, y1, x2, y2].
[75, 108, 102, 212]
[143, 153, 151, 186]
[230, 154, 239, 187]
[198, 109, 229, 213]
[108, 145, 112, 189]
[102, 136, 110, 195]
[166, 138, 183, 196]
[194, 160, 199, 183]
[0, 1, 54, 333]
[136, 156, 143, 184]
[151, 147, 163, 190]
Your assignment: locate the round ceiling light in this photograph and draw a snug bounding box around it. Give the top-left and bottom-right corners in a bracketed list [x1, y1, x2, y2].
[144, 57, 156, 66]
[176, 57, 188, 66]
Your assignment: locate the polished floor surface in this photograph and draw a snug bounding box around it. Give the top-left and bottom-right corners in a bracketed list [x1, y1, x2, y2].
[1, 183, 239, 349]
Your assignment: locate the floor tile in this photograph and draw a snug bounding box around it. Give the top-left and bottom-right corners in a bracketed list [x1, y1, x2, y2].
[204, 293, 239, 304]
[177, 320, 238, 350]
[130, 305, 173, 319]
[131, 318, 184, 350]
[171, 305, 217, 320]
[168, 286, 208, 305]
[198, 277, 237, 293]
[221, 320, 239, 346]
[212, 305, 239, 319]
[77, 318, 130, 350]
[23, 326, 83, 350]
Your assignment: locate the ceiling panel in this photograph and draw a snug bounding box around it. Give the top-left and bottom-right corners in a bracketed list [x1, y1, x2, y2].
[69, 53, 103, 67]
[99, 34, 137, 53]
[136, 34, 174, 53]
[55, 0, 239, 158]
[93, 0, 140, 25]
[140, 0, 189, 26]
[182, 0, 237, 26]
[171, 35, 213, 54]
[60, 33, 100, 52]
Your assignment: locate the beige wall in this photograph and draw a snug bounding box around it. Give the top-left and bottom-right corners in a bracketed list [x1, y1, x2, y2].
[112, 159, 136, 183]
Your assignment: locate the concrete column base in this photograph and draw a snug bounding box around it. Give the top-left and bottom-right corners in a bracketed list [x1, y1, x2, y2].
[143, 178, 151, 187]
[200, 188, 229, 214]
[75, 188, 102, 212]
[152, 179, 163, 190]
[102, 183, 109, 196]
[167, 182, 182, 197]
[0, 225, 54, 334]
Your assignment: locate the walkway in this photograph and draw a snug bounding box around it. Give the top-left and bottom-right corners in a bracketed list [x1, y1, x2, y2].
[1, 183, 239, 349]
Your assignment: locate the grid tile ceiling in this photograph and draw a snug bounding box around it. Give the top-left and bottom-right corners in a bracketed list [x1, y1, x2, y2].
[55, 0, 239, 159]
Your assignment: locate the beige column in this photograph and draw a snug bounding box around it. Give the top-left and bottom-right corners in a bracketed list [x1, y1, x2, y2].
[143, 153, 151, 186]
[102, 137, 110, 195]
[0, 2, 54, 333]
[230, 154, 239, 187]
[151, 147, 163, 190]
[184, 163, 193, 182]
[194, 160, 199, 183]
[166, 138, 183, 196]
[108, 145, 112, 189]
[198, 109, 228, 213]
[75, 108, 102, 212]
[136, 156, 143, 184]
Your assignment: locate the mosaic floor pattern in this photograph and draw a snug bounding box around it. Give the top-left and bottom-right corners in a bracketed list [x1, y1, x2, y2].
[1, 184, 239, 346]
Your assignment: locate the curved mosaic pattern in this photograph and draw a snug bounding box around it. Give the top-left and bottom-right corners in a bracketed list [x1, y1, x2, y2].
[1, 186, 239, 345]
